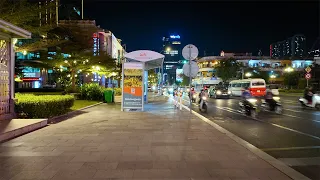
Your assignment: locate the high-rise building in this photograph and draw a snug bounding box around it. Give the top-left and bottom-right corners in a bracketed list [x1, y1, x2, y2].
[270, 34, 306, 59]
[162, 34, 182, 85]
[37, 0, 59, 26]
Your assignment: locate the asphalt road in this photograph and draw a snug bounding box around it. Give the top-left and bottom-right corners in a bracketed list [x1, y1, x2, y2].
[176, 93, 320, 180]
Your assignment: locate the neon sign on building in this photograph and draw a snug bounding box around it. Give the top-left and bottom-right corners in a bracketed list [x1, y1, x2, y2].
[170, 35, 180, 39]
[93, 33, 100, 56]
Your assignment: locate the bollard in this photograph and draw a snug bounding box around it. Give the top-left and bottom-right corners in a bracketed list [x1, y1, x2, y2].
[179, 95, 182, 110]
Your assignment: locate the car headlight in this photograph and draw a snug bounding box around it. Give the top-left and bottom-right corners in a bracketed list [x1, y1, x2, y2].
[228, 91, 231, 94]
[273, 97, 280, 101]
[216, 90, 222, 95]
[248, 99, 257, 103]
[202, 96, 207, 100]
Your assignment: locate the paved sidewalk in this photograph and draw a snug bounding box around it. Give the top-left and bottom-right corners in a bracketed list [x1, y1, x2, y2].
[0, 99, 292, 180]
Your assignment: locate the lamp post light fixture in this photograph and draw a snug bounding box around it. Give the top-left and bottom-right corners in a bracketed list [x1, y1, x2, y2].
[284, 67, 294, 72]
[245, 72, 252, 78]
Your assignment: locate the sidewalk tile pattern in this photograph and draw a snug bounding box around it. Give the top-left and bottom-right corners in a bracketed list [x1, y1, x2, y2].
[0, 100, 291, 180]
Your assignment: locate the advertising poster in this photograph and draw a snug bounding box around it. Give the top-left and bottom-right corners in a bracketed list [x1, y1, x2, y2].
[176, 69, 183, 82]
[122, 62, 143, 109]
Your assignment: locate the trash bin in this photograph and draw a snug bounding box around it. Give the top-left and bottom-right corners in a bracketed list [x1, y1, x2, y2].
[104, 90, 113, 103]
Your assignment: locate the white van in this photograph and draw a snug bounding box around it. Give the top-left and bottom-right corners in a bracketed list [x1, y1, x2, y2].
[229, 79, 266, 97]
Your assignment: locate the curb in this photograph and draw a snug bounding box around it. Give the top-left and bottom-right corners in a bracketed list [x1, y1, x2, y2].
[48, 102, 104, 123]
[172, 97, 310, 180]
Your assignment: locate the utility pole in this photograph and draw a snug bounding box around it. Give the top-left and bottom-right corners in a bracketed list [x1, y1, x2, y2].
[188, 45, 192, 112]
[82, 0, 84, 20]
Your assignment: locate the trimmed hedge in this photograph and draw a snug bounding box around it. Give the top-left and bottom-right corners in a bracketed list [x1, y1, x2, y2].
[15, 94, 75, 118]
[15, 88, 64, 93]
[279, 89, 304, 93]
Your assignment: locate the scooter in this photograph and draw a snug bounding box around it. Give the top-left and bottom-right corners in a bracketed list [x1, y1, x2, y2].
[261, 96, 283, 114]
[239, 98, 259, 118]
[299, 94, 320, 110]
[199, 96, 208, 113]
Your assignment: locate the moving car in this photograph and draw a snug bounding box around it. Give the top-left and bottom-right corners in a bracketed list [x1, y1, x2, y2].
[209, 85, 231, 99]
[267, 84, 280, 96]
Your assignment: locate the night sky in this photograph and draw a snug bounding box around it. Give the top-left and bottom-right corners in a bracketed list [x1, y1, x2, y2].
[79, 0, 318, 56]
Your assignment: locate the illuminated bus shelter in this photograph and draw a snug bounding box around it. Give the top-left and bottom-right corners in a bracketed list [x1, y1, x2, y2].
[121, 50, 164, 111]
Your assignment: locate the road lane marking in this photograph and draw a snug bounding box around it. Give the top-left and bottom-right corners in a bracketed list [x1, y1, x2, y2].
[170, 96, 311, 180]
[278, 157, 320, 166]
[262, 146, 320, 151]
[207, 104, 320, 141]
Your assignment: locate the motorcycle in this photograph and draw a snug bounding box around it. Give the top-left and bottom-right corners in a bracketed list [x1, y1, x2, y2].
[261, 96, 283, 114]
[191, 93, 197, 103]
[199, 96, 208, 113]
[239, 98, 259, 118]
[299, 94, 320, 110]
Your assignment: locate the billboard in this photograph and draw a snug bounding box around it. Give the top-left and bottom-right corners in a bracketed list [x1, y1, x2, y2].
[122, 62, 143, 109]
[176, 69, 183, 82]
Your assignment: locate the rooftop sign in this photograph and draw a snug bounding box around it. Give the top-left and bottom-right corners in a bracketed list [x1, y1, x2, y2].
[170, 35, 180, 39]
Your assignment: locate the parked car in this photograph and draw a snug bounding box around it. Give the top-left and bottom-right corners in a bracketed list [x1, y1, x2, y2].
[209, 85, 231, 99]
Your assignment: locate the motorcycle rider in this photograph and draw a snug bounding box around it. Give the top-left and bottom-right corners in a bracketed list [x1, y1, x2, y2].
[265, 88, 276, 111]
[198, 89, 204, 104]
[305, 87, 314, 104]
[240, 87, 253, 107]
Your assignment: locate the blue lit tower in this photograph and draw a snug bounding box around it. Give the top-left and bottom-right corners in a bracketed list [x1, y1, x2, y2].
[162, 34, 182, 85]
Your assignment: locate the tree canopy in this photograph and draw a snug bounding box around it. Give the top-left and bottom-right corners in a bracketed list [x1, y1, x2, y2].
[215, 58, 241, 82]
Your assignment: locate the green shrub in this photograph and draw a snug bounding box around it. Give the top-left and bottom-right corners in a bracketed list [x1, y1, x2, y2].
[15, 94, 75, 118]
[79, 83, 104, 100]
[79, 83, 122, 101]
[106, 88, 122, 96]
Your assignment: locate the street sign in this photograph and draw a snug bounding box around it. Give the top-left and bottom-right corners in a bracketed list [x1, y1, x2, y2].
[305, 66, 312, 73]
[305, 73, 312, 80]
[183, 61, 199, 78]
[182, 44, 199, 60]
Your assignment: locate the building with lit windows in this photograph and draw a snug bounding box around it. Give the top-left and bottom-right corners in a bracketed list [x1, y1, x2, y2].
[192, 50, 314, 88]
[270, 34, 307, 59]
[162, 34, 183, 85]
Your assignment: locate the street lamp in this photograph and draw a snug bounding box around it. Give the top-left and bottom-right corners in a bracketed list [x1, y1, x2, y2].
[245, 72, 252, 78]
[284, 67, 294, 72]
[110, 72, 117, 89]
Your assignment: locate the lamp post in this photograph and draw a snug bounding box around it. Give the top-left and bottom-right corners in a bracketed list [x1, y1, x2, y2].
[110, 72, 117, 90]
[245, 72, 252, 78]
[284, 67, 294, 73]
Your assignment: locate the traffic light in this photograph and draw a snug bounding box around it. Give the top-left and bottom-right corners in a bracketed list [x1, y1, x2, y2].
[183, 60, 187, 64]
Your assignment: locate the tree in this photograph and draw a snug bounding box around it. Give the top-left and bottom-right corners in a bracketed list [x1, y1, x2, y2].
[0, 0, 60, 53]
[39, 51, 116, 92]
[180, 75, 190, 86]
[244, 67, 270, 83]
[215, 58, 241, 82]
[283, 71, 301, 89]
[148, 70, 158, 86]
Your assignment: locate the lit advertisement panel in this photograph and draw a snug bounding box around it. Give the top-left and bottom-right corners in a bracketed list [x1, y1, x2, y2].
[176, 69, 183, 82]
